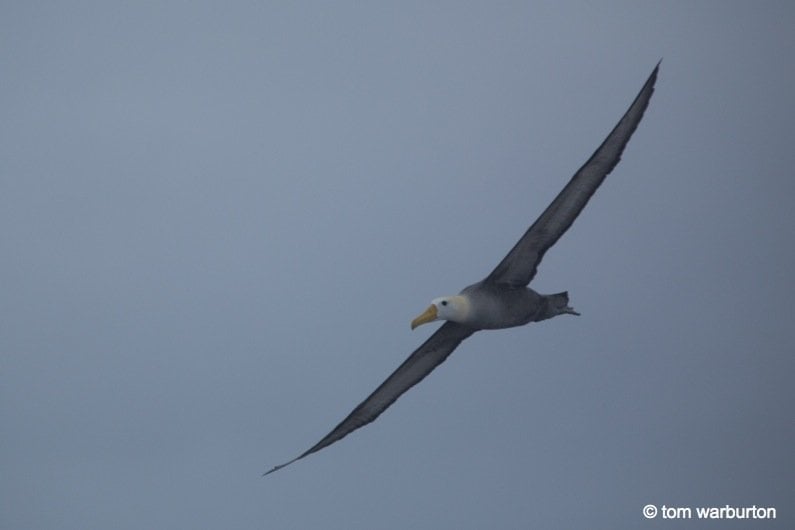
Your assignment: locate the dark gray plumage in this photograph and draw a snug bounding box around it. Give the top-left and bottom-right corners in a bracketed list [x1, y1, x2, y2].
[264, 63, 659, 476]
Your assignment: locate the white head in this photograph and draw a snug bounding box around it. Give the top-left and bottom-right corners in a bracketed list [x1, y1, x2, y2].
[411, 295, 470, 329]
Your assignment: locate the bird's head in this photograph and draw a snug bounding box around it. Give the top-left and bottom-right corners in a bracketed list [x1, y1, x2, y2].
[411, 295, 470, 329]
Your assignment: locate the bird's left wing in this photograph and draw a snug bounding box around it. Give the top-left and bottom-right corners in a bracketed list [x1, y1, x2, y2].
[264, 322, 475, 476]
[485, 63, 659, 287]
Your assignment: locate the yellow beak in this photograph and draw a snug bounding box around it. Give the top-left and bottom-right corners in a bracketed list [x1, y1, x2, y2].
[411, 304, 438, 330]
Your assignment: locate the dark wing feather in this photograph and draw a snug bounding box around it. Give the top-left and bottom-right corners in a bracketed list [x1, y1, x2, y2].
[485, 63, 659, 287]
[264, 322, 474, 476]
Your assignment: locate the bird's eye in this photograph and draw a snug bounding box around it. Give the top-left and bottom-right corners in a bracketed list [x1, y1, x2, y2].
[441, 300, 448, 306]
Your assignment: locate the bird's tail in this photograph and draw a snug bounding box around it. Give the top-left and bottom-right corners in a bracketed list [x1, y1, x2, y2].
[540, 291, 580, 320]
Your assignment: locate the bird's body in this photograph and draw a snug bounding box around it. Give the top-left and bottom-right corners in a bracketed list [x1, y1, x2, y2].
[265, 63, 659, 476]
[457, 282, 576, 330]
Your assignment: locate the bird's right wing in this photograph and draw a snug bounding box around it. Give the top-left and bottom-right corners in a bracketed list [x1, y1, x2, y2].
[485, 63, 659, 287]
[264, 322, 475, 476]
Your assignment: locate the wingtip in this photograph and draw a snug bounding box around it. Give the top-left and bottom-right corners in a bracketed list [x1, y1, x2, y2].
[262, 458, 296, 477]
[262, 465, 281, 477]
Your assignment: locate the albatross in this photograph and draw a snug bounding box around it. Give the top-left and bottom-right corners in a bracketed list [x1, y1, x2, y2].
[264, 63, 659, 476]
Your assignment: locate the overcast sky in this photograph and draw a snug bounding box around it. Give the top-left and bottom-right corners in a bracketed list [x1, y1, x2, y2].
[2, 2, 794, 529]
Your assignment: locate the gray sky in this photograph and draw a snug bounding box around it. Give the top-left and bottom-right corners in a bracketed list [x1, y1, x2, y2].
[2, 2, 793, 529]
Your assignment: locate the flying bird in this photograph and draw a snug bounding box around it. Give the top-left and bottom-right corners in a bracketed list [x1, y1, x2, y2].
[264, 63, 659, 476]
